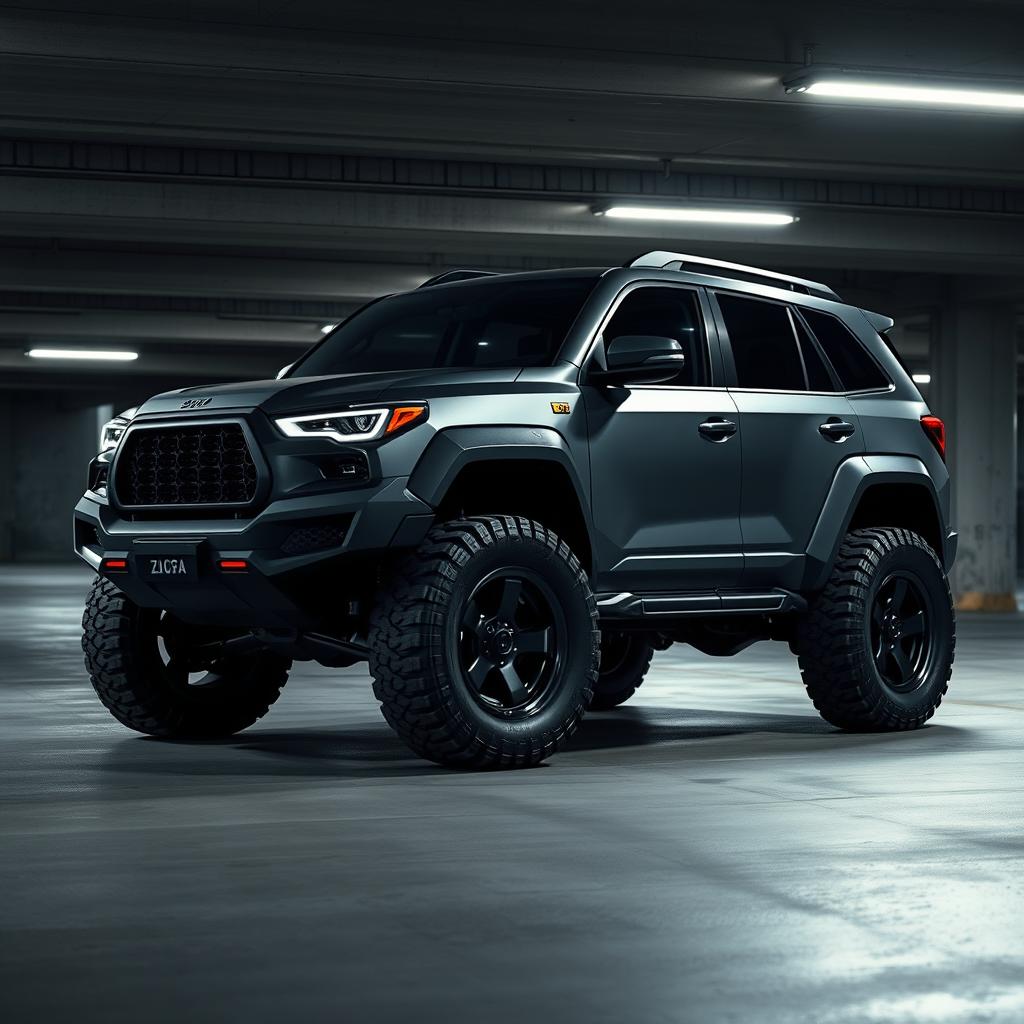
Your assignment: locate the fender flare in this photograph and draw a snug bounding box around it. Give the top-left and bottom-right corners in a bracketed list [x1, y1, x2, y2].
[407, 425, 592, 524]
[802, 455, 948, 591]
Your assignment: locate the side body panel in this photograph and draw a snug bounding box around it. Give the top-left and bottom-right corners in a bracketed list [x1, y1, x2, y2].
[583, 385, 743, 591]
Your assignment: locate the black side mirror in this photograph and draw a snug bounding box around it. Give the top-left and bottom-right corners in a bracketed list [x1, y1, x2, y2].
[593, 335, 686, 385]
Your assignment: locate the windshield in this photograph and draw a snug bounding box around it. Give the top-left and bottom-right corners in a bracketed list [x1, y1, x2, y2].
[290, 275, 600, 377]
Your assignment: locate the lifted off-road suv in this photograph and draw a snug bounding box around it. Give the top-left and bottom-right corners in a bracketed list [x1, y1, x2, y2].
[76, 251, 956, 768]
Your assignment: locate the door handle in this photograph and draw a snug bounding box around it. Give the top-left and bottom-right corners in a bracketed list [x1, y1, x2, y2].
[698, 417, 738, 441]
[818, 417, 856, 442]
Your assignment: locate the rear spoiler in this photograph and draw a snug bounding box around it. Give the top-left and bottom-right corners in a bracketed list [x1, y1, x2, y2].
[861, 308, 895, 334]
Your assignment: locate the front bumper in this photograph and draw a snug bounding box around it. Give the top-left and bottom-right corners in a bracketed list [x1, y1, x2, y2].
[74, 476, 434, 627]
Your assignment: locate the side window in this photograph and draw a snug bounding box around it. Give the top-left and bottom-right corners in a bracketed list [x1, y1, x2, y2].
[800, 308, 891, 392]
[716, 293, 807, 391]
[602, 287, 708, 386]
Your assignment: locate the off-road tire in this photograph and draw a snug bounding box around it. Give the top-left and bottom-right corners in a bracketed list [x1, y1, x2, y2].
[82, 576, 290, 737]
[797, 527, 955, 731]
[368, 516, 600, 768]
[589, 631, 655, 711]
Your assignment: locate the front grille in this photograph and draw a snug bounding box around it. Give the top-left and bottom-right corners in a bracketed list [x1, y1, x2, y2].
[115, 423, 259, 507]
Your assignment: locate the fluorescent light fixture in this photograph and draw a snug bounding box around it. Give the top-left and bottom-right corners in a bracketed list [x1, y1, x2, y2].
[27, 348, 138, 362]
[912, 372, 932, 384]
[785, 69, 1024, 111]
[596, 205, 796, 226]
[320, 323, 338, 334]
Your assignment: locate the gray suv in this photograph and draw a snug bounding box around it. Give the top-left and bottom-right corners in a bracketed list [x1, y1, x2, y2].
[76, 250, 956, 768]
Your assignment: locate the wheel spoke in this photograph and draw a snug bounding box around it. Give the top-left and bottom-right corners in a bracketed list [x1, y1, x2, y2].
[498, 662, 529, 704]
[461, 597, 483, 632]
[902, 610, 926, 637]
[517, 627, 552, 656]
[891, 643, 912, 683]
[890, 577, 909, 614]
[163, 655, 191, 686]
[874, 646, 890, 677]
[496, 577, 523, 622]
[466, 656, 493, 693]
[872, 600, 885, 627]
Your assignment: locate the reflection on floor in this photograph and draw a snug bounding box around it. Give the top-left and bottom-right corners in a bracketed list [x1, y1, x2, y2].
[2, 565, 1023, 1023]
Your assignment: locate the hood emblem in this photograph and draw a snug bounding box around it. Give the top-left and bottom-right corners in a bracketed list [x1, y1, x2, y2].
[180, 397, 213, 410]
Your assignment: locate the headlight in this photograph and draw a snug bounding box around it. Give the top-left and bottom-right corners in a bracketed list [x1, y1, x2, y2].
[99, 407, 137, 453]
[275, 404, 427, 443]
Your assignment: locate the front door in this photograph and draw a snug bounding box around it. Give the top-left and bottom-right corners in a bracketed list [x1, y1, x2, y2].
[583, 284, 743, 593]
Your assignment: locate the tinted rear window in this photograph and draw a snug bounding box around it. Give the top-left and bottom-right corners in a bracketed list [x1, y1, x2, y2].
[801, 308, 890, 392]
[717, 293, 807, 391]
[290, 276, 600, 377]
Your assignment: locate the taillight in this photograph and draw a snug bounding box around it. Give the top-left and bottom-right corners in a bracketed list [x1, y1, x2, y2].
[921, 415, 946, 461]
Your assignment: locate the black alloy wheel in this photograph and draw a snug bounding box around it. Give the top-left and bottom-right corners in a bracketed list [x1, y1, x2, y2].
[456, 568, 564, 717]
[869, 572, 933, 694]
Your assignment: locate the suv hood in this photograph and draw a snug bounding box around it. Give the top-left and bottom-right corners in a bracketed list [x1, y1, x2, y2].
[135, 367, 524, 417]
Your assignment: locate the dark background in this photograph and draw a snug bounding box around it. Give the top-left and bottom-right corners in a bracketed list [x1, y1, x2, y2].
[0, 0, 1022, 603]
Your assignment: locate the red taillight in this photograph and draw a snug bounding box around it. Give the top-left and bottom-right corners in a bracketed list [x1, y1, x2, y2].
[219, 559, 248, 572]
[102, 558, 127, 572]
[921, 415, 946, 461]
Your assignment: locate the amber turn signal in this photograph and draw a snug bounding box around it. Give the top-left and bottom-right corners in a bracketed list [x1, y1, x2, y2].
[385, 405, 427, 435]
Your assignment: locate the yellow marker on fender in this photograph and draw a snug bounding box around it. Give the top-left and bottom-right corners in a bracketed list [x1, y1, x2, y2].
[550, 402, 571, 414]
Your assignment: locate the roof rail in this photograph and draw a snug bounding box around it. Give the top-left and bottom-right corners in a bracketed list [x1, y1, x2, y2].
[418, 270, 500, 288]
[626, 251, 840, 301]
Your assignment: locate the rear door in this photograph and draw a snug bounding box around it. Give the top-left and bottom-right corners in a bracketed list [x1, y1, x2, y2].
[709, 290, 864, 589]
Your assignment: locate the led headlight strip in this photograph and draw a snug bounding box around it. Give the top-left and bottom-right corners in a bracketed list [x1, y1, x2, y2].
[275, 405, 427, 443]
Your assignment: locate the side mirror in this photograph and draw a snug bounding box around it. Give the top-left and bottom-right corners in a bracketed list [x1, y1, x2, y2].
[276, 364, 293, 380]
[593, 335, 686, 385]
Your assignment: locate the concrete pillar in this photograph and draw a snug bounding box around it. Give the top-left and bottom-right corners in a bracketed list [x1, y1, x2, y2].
[0, 394, 13, 561]
[933, 300, 1018, 611]
[3, 393, 99, 562]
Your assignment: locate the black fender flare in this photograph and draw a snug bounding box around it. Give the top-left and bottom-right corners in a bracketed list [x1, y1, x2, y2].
[802, 455, 949, 591]
[407, 424, 594, 529]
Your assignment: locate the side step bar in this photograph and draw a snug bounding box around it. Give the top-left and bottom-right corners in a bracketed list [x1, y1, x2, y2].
[596, 589, 806, 619]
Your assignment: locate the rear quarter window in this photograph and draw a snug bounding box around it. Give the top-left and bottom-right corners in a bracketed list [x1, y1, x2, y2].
[800, 308, 890, 392]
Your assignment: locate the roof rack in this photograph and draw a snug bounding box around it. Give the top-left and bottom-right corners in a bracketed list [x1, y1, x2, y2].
[626, 251, 840, 301]
[418, 270, 500, 288]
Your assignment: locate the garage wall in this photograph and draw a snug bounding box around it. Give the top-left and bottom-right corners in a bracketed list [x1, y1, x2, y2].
[0, 393, 101, 561]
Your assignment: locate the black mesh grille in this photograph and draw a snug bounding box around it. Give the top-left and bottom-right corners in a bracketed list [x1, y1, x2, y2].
[116, 424, 259, 507]
[280, 520, 351, 556]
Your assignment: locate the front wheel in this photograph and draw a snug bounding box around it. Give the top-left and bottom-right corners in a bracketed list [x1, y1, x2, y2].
[368, 516, 600, 768]
[82, 577, 290, 737]
[797, 527, 955, 731]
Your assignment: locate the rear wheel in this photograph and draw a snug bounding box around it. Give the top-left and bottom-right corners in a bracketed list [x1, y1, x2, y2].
[797, 527, 955, 731]
[369, 516, 599, 768]
[589, 631, 655, 711]
[82, 576, 290, 737]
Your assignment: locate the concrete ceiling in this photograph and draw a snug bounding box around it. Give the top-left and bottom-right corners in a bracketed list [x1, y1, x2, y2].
[1, 0, 1022, 392]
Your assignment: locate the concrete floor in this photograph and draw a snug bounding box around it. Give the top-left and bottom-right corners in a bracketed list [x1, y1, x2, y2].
[1, 566, 1023, 1024]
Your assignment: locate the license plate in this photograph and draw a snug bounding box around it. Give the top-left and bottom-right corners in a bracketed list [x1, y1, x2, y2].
[138, 554, 198, 580]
